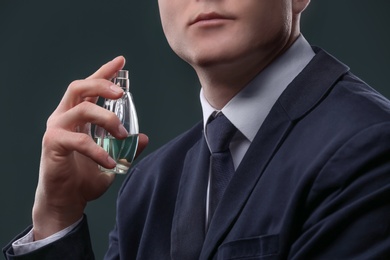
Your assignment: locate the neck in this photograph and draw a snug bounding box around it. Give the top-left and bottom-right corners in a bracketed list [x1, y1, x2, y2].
[196, 33, 300, 110]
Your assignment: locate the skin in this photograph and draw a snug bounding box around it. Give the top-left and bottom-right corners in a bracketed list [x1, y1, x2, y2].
[159, 0, 310, 109]
[32, 0, 310, 240]
[33, 57, 149, 240]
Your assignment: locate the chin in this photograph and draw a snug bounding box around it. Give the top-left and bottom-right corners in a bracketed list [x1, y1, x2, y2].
[183, 47, 243, 68]
[190, 55, 224, 68]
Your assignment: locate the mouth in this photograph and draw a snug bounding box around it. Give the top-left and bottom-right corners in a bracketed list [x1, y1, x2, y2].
[189, 12, 234, 26]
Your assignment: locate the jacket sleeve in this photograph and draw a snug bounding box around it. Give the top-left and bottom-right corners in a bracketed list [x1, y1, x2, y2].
[288, 122, 390, 259]
[3, 215, 95, 260]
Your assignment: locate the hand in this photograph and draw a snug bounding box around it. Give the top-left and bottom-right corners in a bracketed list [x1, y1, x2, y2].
[32, 56, 149, 240]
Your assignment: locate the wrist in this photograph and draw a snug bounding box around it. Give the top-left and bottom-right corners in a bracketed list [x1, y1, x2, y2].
[32, 200, 84, 240]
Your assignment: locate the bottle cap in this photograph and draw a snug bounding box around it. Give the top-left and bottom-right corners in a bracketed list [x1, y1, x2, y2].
[117, 70, 129, 79]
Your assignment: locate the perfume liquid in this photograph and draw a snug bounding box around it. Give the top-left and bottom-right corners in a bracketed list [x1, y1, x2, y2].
[95, 134, 139, 174]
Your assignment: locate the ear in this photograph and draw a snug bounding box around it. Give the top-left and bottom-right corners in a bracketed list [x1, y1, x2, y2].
[292, 0, 311, 14]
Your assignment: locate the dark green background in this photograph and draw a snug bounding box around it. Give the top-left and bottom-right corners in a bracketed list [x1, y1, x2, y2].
[1, 1, 389, 258]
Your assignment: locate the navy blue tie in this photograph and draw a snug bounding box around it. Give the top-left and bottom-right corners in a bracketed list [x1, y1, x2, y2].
[206, 113, 237, 222]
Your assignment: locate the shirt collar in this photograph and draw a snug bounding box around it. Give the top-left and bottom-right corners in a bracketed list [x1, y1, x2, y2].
[200, 35, 315, 141]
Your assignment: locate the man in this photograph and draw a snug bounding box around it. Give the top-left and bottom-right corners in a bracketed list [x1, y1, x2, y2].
[4, 0, 390, 259]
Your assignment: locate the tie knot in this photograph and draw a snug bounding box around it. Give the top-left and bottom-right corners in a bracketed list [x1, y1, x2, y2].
[206, 113, 237, 153]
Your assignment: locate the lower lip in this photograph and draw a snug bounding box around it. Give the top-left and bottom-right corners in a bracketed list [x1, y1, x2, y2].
[193, 19, 230, 27]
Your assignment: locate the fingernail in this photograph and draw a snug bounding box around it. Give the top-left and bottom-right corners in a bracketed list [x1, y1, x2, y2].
[118, 124, 129, 137]
[107, 156, 116, 166]
[110, 85, 123, 94]
[112, 56, 121, 62]
[112, 56, 125, 65]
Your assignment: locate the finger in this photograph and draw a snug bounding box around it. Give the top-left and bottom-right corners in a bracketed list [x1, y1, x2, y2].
[87, 56, 126, 80]
[135, 133, 149, 159]
[51, 101, 129, 140]
[43, 129, 117, 169]
[57, 79, 124, 113]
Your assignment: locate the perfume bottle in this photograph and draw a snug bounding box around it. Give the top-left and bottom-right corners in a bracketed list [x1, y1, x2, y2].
[94, 70, 139, 174]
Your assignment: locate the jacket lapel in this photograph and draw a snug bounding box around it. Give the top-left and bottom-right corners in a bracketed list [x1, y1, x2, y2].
[199, 48, 350, 259]
[171, 133, 210, 260]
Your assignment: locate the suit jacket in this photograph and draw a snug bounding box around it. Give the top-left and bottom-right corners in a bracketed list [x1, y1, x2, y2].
[4, 47, 390, 259]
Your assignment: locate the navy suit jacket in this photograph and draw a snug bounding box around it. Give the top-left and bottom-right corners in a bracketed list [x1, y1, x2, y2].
[4, 48, 390, 259]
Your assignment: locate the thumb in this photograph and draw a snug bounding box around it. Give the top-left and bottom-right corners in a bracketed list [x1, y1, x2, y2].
[135, 133, 149, 160]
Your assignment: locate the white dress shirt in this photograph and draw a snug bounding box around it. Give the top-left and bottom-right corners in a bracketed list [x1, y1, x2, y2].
[13, 35, 315, 255]
[201, 35, 315, 168]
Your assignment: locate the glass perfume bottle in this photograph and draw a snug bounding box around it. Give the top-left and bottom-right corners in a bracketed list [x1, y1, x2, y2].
[94, 70, 139, 174]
